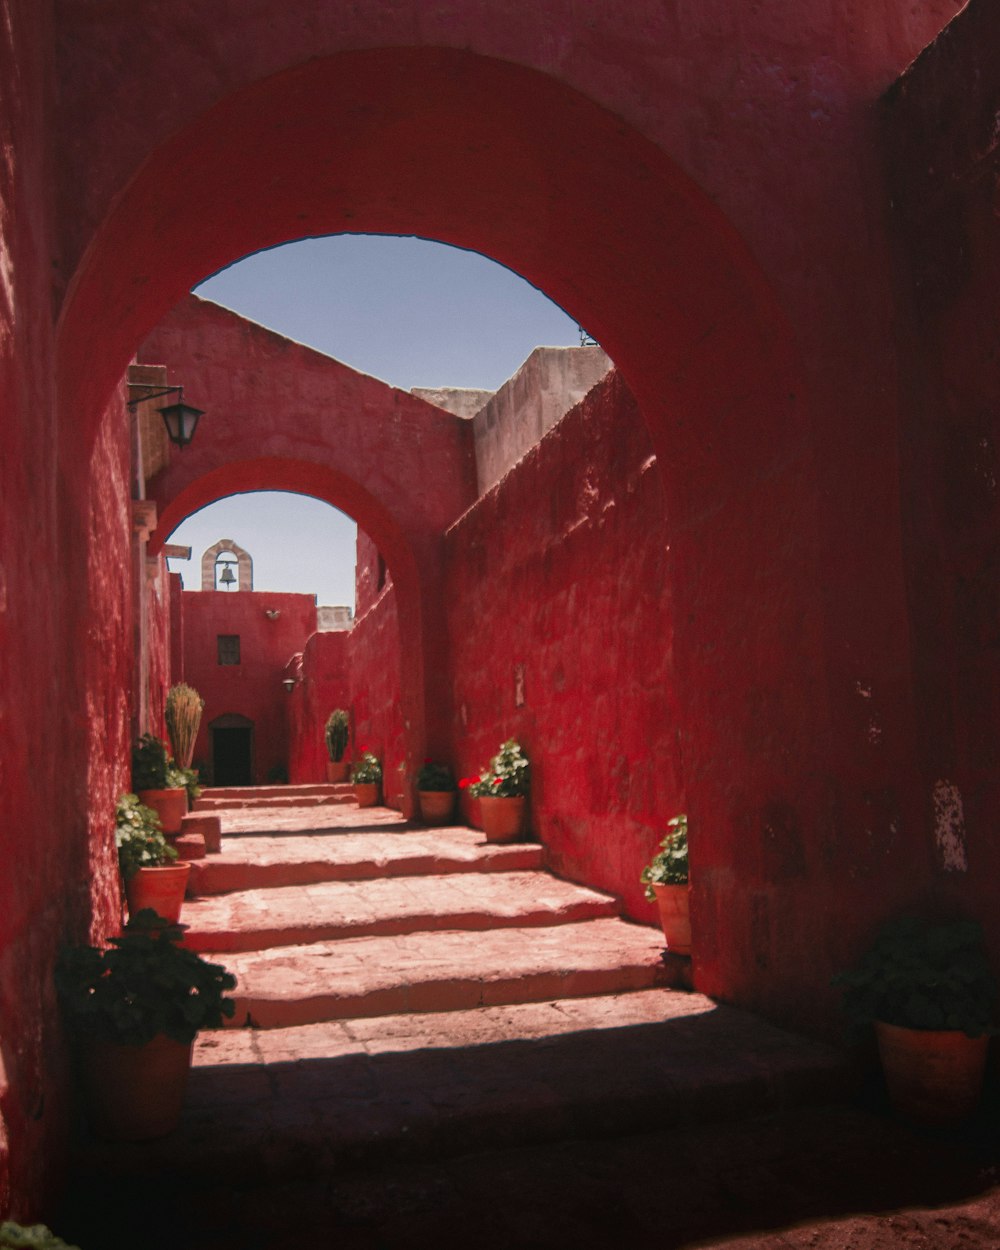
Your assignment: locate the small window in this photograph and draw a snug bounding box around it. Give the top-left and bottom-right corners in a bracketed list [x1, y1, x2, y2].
[217, 634, 241, 666]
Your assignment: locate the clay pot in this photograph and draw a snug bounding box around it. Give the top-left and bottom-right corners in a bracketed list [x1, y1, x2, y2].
[418, 789, 457, 825]
[652, 882, 691, 955]
[79, 1033, 193, 1140]
[875, 1021, 989, 1124]
[326, 759, 350, 783]
[479, 795, 526, 843]
[124, 862, 192, 924]
[137, 786, 188, 835]
[353, 782, 379, 808]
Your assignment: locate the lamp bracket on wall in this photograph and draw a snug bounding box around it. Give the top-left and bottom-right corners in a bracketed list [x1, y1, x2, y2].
[127, 382, 204, 449]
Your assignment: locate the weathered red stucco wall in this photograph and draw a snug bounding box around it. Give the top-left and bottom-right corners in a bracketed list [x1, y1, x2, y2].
[882, 0, 1000, 946]
[288, 629, 352, 784]
[348, 531, 407, 809]
[443, 371, 680, 923]
[181, 590, 317, 784]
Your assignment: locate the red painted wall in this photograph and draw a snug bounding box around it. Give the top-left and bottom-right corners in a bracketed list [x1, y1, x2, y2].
[288, 629, 351, 784]
[882, 0, 1000, 946]
[181, 590, 317, 784]
[348, 531, 407, 808]
[444, 372, 681, 923]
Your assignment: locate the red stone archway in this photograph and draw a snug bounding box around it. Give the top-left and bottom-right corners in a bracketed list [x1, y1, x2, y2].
[57, 46, 808, 1010]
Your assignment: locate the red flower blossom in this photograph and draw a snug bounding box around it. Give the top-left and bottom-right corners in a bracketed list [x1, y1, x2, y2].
[458, 775, 478, 790]
[492, 777, 502, 787]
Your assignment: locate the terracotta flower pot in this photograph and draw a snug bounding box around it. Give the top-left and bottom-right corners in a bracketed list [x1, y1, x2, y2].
[418, 789, 457, 825]
[875, 1021, 989, 1124]
[137, 786, 188, 835]
[479, 795, 526, 843]
[124, 862, 192, 924]
[652, 882, 691, 954]
[79, 1033, 193, 1140]
[353, 782, 379, 808]
[326, 759, 350, 783]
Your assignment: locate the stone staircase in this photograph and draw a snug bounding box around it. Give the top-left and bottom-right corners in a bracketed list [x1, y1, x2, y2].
[70, 786, 851, 1185]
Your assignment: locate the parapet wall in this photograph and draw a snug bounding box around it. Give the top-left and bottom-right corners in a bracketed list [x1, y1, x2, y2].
[471, 346, 611, 493]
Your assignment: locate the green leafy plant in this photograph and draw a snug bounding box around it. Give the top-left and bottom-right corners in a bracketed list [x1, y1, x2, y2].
[416, 760, 455, 791]
[0, 1224, 80, 1250]
[640, 814, 689, 899]
[165, 683, 204, 769]
[115, 793, 177, 881]
[55, 910, 236, 1047]
[325, 709, 350, 763]
[166, 764, 201, 805]
[350, 750, 382, 785]
[130, 734, 173, 791]
[833, 915, 997, 1038]
[470, 739, 530, 798]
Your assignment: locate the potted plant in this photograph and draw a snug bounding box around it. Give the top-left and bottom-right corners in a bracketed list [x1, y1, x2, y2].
[116, 793, 190, 923]
[0, 1224, 80, 1249]
[324, 709, 351, 783]
[416, 760, 457, 824]
[471, 739, 530, 842]
[640, 813, 690, 954]
[833, 915, 997, 1123]
[55, 910, 236, 1140]
[165, 682, 204, 770]
[350, 749, 382, 808]
[131, 733, 187, 834]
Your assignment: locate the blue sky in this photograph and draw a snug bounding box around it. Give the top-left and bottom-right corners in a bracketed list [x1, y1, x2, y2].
[166, 235, 580, 609]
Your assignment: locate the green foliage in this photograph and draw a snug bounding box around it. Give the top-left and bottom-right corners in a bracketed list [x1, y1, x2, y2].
[165, 683, 204, 769]
[324, 709, 350, 762]
[833, 915, 997, 1038]
[0, 1223, 80, 1250]
[166, 764, 201, 805]
[640, 814, 689, 898]
[350, 750, 382, 785]
[470, 739, 530, 798]
[115, 793, 177, 881]
[130, 734, 172, 791]
[416, 760, 455, 792]
[55, 910, 236, 1047]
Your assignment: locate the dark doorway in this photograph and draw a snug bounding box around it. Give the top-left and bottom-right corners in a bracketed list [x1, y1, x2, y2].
[211, 722, 254, 785]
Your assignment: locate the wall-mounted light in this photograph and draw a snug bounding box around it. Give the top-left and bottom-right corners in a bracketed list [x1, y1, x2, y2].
[127, 384, 205, 449]
[264, 609, 281, 620]
[282, 677, 297, 694]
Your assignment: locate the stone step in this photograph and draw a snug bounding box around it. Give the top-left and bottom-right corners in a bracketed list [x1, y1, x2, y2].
[181, 870, 619, 952]
[194, 792, 354, 811]
[187, 827, 544, 894]
[200, 783, 352, 801]
[67, 989, 851, 1183]
[210, 917, 669, 1028]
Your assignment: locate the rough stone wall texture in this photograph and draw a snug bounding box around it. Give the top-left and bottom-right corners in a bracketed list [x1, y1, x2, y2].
[349, 530, 407, 809]
[445, 370, 680, 923]
[180, 590, 317, 784]
[882, 0, 1000, 948]
[411, 387, 493, 419]
[472, 346, 611, 492]
[289, 629, 351, 784]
